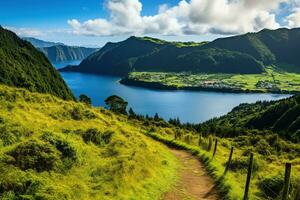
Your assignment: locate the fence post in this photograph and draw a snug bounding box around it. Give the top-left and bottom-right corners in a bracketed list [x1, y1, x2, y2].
[198, 135, 202, 146]
[224, 147, 234, 175]
[208, 137, 213, 151]
[282, 163, 292, 200]
[212, 139, 218, 158]
[243, 153, 254, 200]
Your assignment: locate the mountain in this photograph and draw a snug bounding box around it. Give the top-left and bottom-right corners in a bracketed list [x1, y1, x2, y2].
[23, 37, 63, 48]
[23, 37, 98, 63]
[0, 26, 74, 100]
[201, 94, 300, 142]
[39, 45, 98, 62]
[60, 36, 264, 75]
[60, 28, 300, 76]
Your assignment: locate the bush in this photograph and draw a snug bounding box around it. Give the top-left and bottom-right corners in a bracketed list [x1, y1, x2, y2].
[40, 132, 77, 169]
[255, 139, 273, 156]
[82, 129, 114, 146]
[6, 140, 61, 172]
[0, 123, 33, 146]
[258, 173, 284, 199]
[0, 171, 42, 198]
[226, 157, 260, 172]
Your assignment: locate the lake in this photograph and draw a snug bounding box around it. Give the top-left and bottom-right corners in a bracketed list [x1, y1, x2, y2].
[54, 61, 290, 123]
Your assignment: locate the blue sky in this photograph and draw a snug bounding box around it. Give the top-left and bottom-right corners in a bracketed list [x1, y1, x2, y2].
[1, 0, 299, 47]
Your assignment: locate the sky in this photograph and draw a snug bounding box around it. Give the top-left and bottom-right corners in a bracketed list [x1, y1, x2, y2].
[1, 0, 300, 47]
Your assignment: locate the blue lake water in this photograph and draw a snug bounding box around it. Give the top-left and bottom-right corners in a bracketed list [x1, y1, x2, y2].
[54, 61, 291, 123]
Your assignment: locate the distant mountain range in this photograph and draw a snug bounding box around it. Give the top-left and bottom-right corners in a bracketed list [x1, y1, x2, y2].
[23, 37, 98, 63]
[60, 28, 300, 76]
[0, 26, 74, 100]
[23, 37, 64, 48]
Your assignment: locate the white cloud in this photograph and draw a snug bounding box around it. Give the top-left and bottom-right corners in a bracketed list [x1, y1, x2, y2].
[68, 0, 300, 36]
[6, 27, 44, 37]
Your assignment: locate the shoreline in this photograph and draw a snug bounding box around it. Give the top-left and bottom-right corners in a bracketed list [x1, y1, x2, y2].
[120, 78, 299, 95]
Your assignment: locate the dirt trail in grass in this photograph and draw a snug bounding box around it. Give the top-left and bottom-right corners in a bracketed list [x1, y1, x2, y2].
[163, 149, 219, 200]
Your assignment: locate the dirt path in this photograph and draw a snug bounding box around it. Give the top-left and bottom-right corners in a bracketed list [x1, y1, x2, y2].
[163, 149, 219, 200]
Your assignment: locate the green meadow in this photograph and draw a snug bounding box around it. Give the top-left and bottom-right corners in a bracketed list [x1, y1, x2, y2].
[126, 67, 300, 93]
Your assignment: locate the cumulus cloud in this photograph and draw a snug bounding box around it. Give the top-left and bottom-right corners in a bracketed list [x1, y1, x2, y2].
[68, 0, 300, 36]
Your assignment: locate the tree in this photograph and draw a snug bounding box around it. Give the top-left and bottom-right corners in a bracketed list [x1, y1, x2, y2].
[105, 95, 128, 114]
[154, 113, 160, 121]
[128, 107, 137, 119]
[79, 94, 92, 105]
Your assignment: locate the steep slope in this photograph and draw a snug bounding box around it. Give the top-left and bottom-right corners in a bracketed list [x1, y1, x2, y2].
[60, 28, 300, 76]
[206, 28, 300, 70]
[202, 95, 300, 141]
[61, 36, 263, 75]
[0, 27, 74, 100]
[39, 45, 98, 62]
[0, 84, 178, 200]
[23, 37, 63, 48]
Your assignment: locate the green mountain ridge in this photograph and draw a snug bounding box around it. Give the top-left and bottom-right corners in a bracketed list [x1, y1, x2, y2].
[201, 94, 300, 142]
[60, 28, 300, 76]
[0, 26, 74, 100]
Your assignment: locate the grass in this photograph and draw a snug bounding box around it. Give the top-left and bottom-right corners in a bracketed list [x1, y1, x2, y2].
[125, 67, 300, 93]
[0, 84, 179, 200]
[139, 126, 300, 200]
[1, 83, 299, 199]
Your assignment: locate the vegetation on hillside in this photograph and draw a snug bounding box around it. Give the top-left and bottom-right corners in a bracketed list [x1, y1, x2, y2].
[199, 94, 300, 142]
[122, 67, 300, 93]
[0, 84, 178, 200]
[0, 27, 74, 100]
[39, 45, 97, 62]
[116, 96, 300, 199]
[61, 28, 300, 76]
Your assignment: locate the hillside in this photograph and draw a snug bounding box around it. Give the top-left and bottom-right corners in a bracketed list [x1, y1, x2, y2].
[60, 28, 300, 76]
[39, 45, 98, 62]
[60, 36, 264, 75]
[23, 37, 63, 48]
[23, 37, 98, 62]
[0, 27, 74, 100]
[0, 84, 178, 199]
[201, 94, 300, 142]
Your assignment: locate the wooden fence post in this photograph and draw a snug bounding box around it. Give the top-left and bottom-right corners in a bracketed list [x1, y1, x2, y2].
[208, 137, 213, 151]
[282, 163, 292, 200]
[243, 153, 254, 200]
[224, 147, 234, 175]
[198, 135, 202, 146]
[212, 139, 218, 158]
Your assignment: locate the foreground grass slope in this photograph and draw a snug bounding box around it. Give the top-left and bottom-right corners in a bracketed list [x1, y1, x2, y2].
[0, 26, 74, 100]
[0, 84, 178, 200]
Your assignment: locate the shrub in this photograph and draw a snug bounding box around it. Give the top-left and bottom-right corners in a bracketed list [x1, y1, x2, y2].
[258, 173, 284, 199]
[255, 139, 272, 156]
[0, 123, 33, 146]
[226, 157, 260, 172]
[6, 140, 61, 172]
[40, 132, 77, 169]
[82, 129, 114, 146]
[0, 171, 42, 198]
